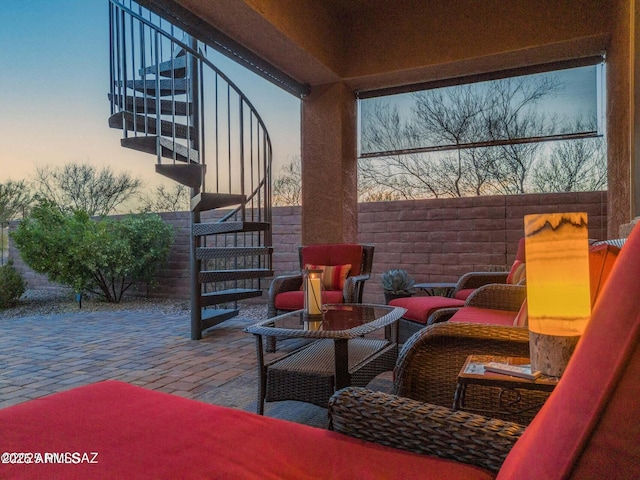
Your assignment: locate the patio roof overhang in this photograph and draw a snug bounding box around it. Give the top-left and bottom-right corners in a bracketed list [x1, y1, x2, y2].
[140, 0, 611, 97]
[140, 0, 636, 242]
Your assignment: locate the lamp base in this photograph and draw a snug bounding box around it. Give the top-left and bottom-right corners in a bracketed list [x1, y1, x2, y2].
[529, 331, 580, 377]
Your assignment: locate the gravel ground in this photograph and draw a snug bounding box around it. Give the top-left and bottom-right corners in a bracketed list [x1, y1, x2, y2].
[0, 288, 269, 321]
[0, 288, 192, 320]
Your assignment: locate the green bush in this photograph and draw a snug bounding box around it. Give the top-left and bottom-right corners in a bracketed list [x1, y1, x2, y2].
[0, 261, 26, 308]
[11, 199, 175, 303]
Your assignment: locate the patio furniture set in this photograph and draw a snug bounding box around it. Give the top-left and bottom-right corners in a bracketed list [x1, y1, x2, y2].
[2, 224, 638, 478]
[249, 239, 622, 421]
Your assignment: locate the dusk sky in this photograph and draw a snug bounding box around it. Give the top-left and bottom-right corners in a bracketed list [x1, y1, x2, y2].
[0, 1, 301, 192]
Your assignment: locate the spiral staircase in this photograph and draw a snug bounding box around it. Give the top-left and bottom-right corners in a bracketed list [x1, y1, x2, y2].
[108, 0, 273, 339]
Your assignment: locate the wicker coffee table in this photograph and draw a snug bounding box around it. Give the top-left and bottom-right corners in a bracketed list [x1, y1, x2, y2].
[245, 304, 406, 414]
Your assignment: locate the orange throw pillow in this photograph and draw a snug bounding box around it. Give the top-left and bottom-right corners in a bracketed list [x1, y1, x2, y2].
[506, 260, 526, 285]
[304, 264, 352, 290]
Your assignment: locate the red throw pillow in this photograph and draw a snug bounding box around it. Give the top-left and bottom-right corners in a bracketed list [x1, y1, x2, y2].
[305, 264, 352, 290]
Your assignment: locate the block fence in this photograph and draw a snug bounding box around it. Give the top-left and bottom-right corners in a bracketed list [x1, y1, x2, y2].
[9, 191, 607, 305]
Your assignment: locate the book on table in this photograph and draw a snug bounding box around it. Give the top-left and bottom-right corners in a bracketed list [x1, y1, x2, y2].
[484, 362, 542, 380]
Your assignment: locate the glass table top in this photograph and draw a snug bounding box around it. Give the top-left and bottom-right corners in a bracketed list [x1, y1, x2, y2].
[245, 304, 406, 339]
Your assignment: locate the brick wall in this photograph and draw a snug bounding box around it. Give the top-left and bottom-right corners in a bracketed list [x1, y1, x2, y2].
[9, 191, 607, 304]
[357, 191, 607, 303]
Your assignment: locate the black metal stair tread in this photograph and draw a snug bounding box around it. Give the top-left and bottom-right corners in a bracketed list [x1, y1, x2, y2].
[199, 269, 273, 283]
[108, 111, 194, 139]
[122, 78, 188, 96]
[200, 268, 273, 274]
[192, 221, 270, 236]
[156, 164, 203, 188]
[200, 308, 240, 331]
[202, 288, 262, 297]
[196, 246, 273, 260]
[190, 192, 246, 212]
[121, 136, 199, 163]
[139, 55, 188, 78]
[108, 94, 190, 116]
[200, 289, 263, 307]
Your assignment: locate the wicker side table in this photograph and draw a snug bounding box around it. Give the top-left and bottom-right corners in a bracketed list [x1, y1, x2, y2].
[453, 355, 558, 424]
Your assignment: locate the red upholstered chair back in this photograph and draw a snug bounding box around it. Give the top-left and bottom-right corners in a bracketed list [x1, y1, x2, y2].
[505, 238, 526, 285]
[299, 244, 367, 276]
[497, 227, 640, 479]
[588, 243, 621, 307]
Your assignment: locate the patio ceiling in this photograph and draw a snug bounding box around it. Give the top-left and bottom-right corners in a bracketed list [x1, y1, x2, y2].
[144, 0, 612, 96]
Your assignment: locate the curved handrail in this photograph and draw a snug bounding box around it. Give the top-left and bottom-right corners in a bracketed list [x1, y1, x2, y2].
[109, 0, 272, 225]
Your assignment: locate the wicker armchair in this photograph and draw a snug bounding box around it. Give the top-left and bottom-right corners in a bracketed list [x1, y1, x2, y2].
[398, 282, 527, 342]
[267, 244, 375, 318]
[426, 283, 527, 325]
[393, 239, 527, 342]
[329, 227, 640, 477]
[396, 321, 544, 424]
[329, 387, 525, 473]
[266, 244, 374, 351]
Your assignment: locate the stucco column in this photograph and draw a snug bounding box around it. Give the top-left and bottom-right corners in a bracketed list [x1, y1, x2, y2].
[632, 0, 640, 219]
[607, 0, 634, 237]
[300, 82, 358, 244]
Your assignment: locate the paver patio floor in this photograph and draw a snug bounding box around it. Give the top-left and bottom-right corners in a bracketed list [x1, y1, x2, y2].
[0, 304, 328, 428]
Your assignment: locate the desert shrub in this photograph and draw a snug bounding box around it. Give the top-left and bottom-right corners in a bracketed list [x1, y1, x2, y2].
[0, 261, 26, 308]
[11, 199, 174, 303]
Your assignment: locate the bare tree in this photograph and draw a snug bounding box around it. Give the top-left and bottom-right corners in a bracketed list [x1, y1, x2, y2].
[360, 76, 562, 198]
[413, 85, 491, 196]
[272, 156, 302, 206]
[139, 183, 190, 212]
[482, 77, 560, 194]
[359, 102, 448, 199]
[0, 180, 32, 221]
[532, 119, 607, 192]
[34, 162, 143, 216]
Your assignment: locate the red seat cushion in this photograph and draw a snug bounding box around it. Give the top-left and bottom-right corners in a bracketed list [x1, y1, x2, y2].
[389, 296, 464, 324]
[449, 306, 517, 326]
[275, 290, 345, 311]
[454, 288, 475, 300]
[0, 380, 495, 480]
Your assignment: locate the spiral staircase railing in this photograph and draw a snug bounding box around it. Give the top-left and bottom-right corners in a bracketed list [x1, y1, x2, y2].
[108, 0, 273, 339]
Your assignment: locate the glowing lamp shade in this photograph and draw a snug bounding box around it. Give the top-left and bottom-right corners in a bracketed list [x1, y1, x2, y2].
[524, 212, 591, 377]
[304, 268, 324, 317]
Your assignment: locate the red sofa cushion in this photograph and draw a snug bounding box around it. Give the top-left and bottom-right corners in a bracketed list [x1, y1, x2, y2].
[0, 380, 494, 480]
[389, 296, 464, 324]
[498, 228, 640, 479]
[275, 290, 345, 311]
[448, 306, 517, 326]
[301, 244, 364, 276]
